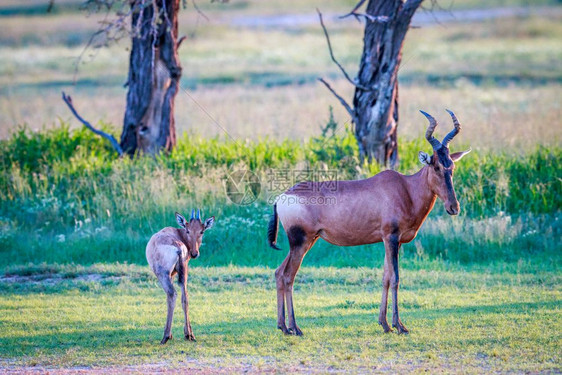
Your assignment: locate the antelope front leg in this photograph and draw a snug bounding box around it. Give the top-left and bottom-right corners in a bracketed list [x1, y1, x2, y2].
[180, 271, 195, 341]
[387, 240, 408, 334]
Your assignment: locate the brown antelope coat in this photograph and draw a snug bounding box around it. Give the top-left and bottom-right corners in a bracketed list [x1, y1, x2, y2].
[268, 110, 471, 335]
[146, 210, 214, 344]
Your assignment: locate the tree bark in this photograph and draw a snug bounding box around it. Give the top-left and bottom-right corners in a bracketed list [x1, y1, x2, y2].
[352, 0, 422, 168]
[121, 0, 182, 156]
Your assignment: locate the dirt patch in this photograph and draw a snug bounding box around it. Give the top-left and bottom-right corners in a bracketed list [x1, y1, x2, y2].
[0, 273, 124, 285]
[0, 363, 353, 374]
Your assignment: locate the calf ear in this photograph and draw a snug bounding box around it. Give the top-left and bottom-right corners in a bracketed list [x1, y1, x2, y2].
[450, 148, 472, 162]
[176, 212, 188, 229]
[204, 216, 215, 230]
[418, 151, 432, 166]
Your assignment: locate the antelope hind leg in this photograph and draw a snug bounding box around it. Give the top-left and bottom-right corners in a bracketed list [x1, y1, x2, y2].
[378, 259, 393, 333]
[275, 257, 290, 334]
[158, 273, 177, 344]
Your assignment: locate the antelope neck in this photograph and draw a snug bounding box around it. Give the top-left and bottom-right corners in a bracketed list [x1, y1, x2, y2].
[405, 166, 437, 217]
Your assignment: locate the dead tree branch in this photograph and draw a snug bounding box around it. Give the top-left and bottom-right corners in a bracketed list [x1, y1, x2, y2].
[318, 78, 354, 120]
[72, 0, 138, 82]
[191, 0, 209, 21]
[339, 0, 390, 23]
[339, 0, 367, 20]
[177, 35, 187, 48]
[317, 9, 370, 91]
[61, 92, 124, 157]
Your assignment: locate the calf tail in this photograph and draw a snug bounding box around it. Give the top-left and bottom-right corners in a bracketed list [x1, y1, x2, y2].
[177, 250, 185, 285]
[267, 204, 282, 250]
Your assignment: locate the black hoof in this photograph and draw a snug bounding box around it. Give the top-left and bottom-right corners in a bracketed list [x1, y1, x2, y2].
[160, 334, 172, 345]
[392, 324, 409, 335]
[278, 325, 290, 335]
[379, 321, 393, 333]
[288, 327, 303, 336]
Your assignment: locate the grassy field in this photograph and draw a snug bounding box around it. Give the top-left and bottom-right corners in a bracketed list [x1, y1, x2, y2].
[1, 0, 561, 373]
[1, 265, 560, 373]
[0, 125, 560, 372]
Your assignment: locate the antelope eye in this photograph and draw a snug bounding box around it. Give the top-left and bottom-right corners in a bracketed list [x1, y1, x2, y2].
[200, 230, 204, 235]
[186, 229, 190, 234]
[434, 166, 440, 172]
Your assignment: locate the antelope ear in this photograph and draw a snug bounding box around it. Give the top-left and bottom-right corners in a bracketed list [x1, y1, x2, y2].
[204, 216, 215, 230]
[176, 212, 188, 229]
[450, 148, 472, 162]
[418, 151, 432, 166]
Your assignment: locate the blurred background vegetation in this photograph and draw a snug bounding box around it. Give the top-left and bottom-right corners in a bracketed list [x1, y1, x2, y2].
[0, 0, 560, 269]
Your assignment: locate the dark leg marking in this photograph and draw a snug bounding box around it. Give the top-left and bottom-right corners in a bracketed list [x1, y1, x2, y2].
[287, 225, 306, 248]
[176, 251, 185, 285]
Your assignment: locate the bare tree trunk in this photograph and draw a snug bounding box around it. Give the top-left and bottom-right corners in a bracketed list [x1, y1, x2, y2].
[121, 0, 182, 156]
[353, 0, 422, 168]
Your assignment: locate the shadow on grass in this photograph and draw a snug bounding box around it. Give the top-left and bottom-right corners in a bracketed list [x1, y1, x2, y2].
[323, 299, 560, 314]
[0, 315, 282, 360]
[0, 301, 560, 365]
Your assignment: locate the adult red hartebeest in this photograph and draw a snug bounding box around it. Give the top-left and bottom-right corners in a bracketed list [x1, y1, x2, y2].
[146, 209, 215, 344]
[268, 110, 471, 335]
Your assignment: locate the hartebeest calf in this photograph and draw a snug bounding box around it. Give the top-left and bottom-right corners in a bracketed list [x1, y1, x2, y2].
[146, 210, 214, 344]
[268, 110, 471, 335]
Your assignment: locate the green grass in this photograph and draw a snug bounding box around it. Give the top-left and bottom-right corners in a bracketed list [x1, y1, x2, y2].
[0, 264, 560, 372]
[0, 125, 560, 269]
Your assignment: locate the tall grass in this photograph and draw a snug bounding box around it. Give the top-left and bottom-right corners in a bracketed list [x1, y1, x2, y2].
[0, 122, 560, 268]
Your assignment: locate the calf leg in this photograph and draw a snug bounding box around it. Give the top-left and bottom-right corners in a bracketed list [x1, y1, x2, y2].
[157, 273, 177, 344]
[180, 266, 195, 341]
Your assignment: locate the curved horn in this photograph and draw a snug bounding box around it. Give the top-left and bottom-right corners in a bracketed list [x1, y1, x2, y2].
[191, 209, 195, 220]
[196, 209, 201, 220]
[420, 110, 442, 150]
[442, 109, 461, 148]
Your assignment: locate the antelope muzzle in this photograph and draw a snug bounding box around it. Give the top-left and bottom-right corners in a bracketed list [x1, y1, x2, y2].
[446, 200, 460, 216]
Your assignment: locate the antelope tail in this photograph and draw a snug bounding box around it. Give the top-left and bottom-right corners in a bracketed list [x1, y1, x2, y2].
[177, 250, 185, 285]
[267, 204, 282, 250]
